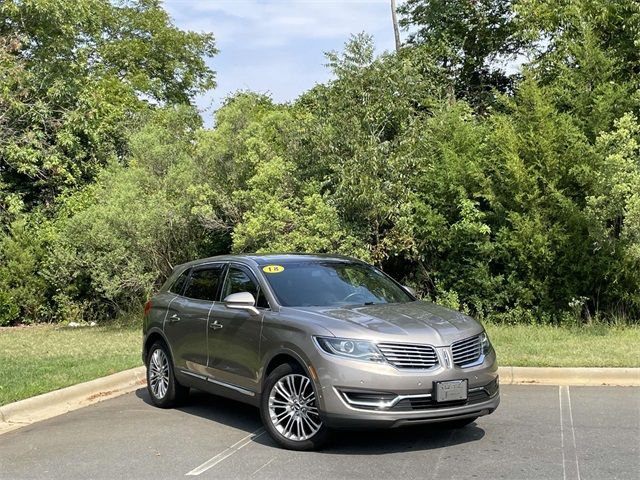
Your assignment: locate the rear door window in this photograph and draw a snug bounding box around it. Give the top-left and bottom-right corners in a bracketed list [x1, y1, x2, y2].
[183, 264, 226, 302]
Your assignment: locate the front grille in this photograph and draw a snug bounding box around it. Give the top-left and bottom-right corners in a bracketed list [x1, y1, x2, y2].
[377, 342, 438, 369]
[451, 335, 482, 366]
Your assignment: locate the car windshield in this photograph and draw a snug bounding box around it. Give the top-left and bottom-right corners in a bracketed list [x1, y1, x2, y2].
[261, 261, 413, 307]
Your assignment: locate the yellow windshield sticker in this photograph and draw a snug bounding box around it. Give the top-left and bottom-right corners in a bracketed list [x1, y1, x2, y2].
[263, 265, 284, 274]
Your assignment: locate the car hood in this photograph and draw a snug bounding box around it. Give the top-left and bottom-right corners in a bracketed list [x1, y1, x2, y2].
[287, 301, 482, 346]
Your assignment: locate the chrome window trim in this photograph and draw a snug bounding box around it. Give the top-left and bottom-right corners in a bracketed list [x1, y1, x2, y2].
[207, 377, 255, 397]
[180, 369, 207, 381]
[179, 369, 255, 397]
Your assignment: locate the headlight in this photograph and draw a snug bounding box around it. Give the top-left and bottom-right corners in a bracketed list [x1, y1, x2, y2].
[314, 336, 385, 362]
[480, 331, 492, 355]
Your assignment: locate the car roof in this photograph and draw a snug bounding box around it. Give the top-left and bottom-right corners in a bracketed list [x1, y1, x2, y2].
[177, 253, 362, 270]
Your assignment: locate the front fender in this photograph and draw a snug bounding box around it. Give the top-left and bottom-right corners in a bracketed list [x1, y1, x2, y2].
[142, 326, 175, 365]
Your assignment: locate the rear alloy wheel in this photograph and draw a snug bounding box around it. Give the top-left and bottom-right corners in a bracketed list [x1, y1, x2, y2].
[261, 363, 330, 450]
[146, 341, 189, 408]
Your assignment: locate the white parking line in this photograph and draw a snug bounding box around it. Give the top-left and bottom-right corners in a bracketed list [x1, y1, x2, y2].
[185, 427, 266, 476]
[559, 386, 566, 480]
[251, 457, 276, 476]
[566, 386, 582, 480]
[559, 385, 582, 480]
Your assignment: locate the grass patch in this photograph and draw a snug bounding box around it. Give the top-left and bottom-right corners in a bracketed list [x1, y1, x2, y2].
[0, 323, 142, 406]
[485, 323, 640, 367]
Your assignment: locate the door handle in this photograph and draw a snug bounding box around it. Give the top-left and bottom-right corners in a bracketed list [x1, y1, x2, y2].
[209, 320, 223, 330]
[168, 314, 181, 323]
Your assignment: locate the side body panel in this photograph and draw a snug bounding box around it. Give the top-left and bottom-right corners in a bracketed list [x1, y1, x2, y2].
[164, 296, 211, 374]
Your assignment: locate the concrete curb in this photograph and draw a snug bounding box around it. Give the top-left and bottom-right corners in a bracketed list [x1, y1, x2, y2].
[498, 366, 640, 386]
[0, 366, 146, 435]
[0, 365, 638, 435]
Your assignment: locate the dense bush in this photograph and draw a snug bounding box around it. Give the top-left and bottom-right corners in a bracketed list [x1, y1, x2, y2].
[1, 0, 638, 325]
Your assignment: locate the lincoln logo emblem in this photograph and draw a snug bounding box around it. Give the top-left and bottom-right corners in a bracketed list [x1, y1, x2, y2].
[443, 350, 452, 368]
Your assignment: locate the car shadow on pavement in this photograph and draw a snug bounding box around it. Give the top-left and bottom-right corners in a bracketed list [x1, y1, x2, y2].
[314, 424, 485, 455]
[136, 387, 263, 431]
[135, 388, 485, 455]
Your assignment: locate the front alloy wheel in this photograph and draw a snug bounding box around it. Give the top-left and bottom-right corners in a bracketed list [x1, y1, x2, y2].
[269, 374, 321, 441]
[261, 363, 330, 450]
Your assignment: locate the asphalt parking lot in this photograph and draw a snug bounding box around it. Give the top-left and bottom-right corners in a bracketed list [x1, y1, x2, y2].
[1, 385, 638, 480]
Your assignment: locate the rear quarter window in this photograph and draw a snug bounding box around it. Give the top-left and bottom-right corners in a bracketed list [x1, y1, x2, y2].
[169, 269, 190, 295]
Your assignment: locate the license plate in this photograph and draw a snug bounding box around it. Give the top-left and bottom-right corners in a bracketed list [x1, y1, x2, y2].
[434, 379, 468, 402]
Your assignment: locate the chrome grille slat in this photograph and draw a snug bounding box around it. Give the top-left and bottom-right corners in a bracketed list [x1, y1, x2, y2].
[451, 335, 482, 366]
[395, 360, 436, 365]
[454, 348, 481, 356]
[381, 350, 433, 353]
[452, 340, 479, 350]
[454, 345, 481, 353]
[453, 347, 481, 357]
[382, 351, 437, 354]
[378, 344, 434, 350]
[384, 357, 437, 361]
[384, 358, 437, 363]
[452, 346, 479, 354]
[454, 352, 479, 360]
[377, 342, 438, 369]
[452, 345, 479, 353]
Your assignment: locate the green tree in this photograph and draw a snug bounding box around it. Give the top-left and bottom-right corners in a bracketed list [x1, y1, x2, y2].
[398, 0, 526, 110]
[0, 217, 49, 325]
[192, 91, 368, 258]
[0, 0, 217, 212]
[517, 0, 640, 138]
[585, 114, 640, 319]
[41, 106, 228, 321]
[298, 35, 446, 263]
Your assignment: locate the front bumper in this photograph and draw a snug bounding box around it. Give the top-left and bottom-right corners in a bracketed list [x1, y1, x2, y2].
[311, 347, 500, 429]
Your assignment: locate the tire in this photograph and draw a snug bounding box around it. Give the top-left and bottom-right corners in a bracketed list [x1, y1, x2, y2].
[443, 416, 478, 428]
[260, 363, 330, 450]
[146, 341, 189, 408]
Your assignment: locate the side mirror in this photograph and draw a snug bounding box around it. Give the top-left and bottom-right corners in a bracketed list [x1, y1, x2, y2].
[403, 285, 417, 297]
[223, 292, 260, 315]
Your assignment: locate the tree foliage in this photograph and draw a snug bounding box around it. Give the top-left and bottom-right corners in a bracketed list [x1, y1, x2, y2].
[0, 0, 217, 212]
[0, 0, 638, 326]
[398, 0, 527, 109]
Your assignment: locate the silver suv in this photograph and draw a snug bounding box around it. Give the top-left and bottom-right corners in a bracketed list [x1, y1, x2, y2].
[142, 254, 499, 450]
